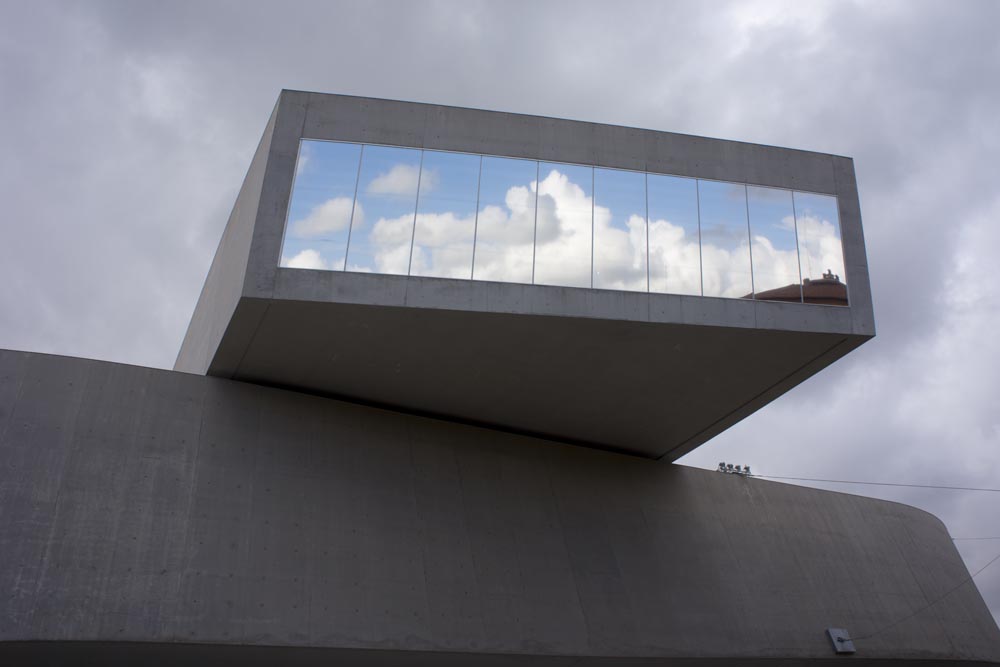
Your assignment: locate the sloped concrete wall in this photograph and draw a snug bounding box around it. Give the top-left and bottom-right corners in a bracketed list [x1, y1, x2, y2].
[173, 95, 280, 375]
[1, 349, 998, 664]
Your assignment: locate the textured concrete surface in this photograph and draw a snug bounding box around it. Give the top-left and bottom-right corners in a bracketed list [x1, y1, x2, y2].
[3, 350, 998, 664]
[222, 295, 859, 459]
[174, 91, 874, 460]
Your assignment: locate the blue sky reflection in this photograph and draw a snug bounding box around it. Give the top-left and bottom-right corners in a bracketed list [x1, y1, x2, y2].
[280, 140, 362, 271]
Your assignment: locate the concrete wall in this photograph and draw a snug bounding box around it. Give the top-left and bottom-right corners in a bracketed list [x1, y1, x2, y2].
[2, 349, 997, 664]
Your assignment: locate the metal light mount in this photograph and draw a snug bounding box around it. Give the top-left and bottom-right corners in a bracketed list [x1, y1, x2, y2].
[826, 628, 856, 654]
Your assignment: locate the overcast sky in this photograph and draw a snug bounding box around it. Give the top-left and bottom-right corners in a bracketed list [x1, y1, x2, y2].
[2, 0, 998, 629]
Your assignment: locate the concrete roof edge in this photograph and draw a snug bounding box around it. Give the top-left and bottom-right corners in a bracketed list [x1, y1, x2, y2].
[278, 88, 856, 161]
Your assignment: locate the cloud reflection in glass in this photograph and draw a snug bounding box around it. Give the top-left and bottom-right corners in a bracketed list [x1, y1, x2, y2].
[346, 144, 421, 275]
[533, 162, 593, 289]
[748, 185, 802, 302]
[594, 168, 647, 292]
[279, 140, 848, 306]
[410, 150, 480, 279]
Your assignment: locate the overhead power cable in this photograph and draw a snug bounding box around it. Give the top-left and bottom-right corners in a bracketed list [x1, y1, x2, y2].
[747, 474, 1000, 493]
[953, 536, 1000, 541]
[713, 465, 1000, 641]
[852, 550, 1000, 641]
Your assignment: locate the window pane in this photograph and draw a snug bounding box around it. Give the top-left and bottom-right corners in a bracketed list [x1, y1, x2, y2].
[747, 186, 801, 302]
[280, 140, 362, 271]
[794, 192, 848, 305]
[647, 174, 701, 296]
[472, 157, 536, 284]
[345, 145, 421, 275]
[698, 180, 752, 298]
[593, 168, 647, 292]
[533, 162, 593, 288]
[410, 151, 480, 279]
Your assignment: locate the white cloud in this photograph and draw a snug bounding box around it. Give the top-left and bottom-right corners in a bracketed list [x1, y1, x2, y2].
[593, 210, 648, 291]
[291, 197, 362, 238]
[795, 213, 846, 281]
[371, 211, 417, 246]
[750, 234, 801, 293]
[533, 170, 593, 287]
[649, 219, 702, 295]
[351, 167, 818, 299]
[357, 211, 414, 275]
[375, 240, 412, 275]
[410, 211, 476, 279]
[367, 164, 437, 196]
[471, 184, 537, 283]
[283, 248, 327, 270]
[701, 242, 752, 298]
[412, 211, 475, 247]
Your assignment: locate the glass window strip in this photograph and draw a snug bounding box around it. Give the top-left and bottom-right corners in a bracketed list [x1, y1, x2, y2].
[281, 140, 848, 306]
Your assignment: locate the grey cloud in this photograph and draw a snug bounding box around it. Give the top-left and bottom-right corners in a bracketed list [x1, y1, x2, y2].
[2, 0, 999, 625]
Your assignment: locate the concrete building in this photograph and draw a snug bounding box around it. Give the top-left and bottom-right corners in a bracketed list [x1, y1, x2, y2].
[2, 91, 998, 665]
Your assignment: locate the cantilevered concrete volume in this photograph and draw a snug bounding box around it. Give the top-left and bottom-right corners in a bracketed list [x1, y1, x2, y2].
[2, 91, 998, 665]
[176, 90, 874, 461]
